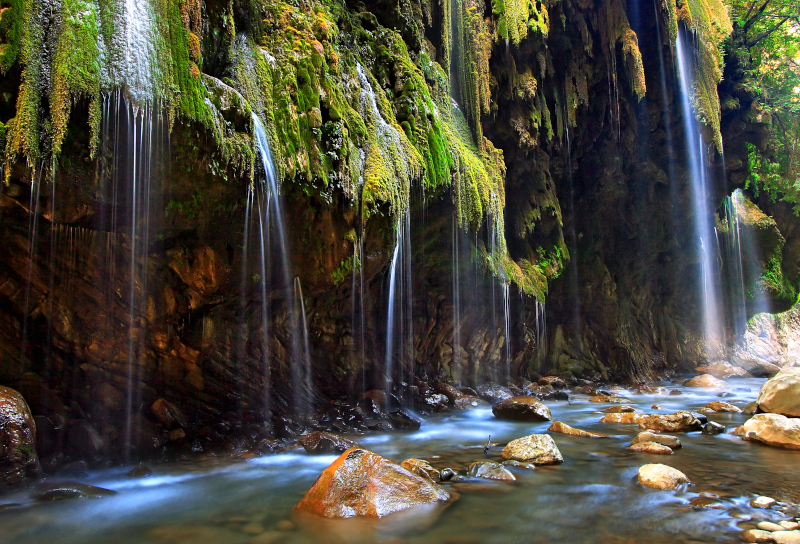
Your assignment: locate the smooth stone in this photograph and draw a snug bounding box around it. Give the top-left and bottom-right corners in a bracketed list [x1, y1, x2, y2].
[492, 396, 552, 422]
[295, 448, 449, 518]
[32, 482, 117, 501]
[439, 468, 455, 481]
[751, 496, 777, 509]
[759, 522, 788, 532]
[298, 431, 359, 454]
[741, 529, 778, 543]
[548, 420, 606, 438]
[773, 532, 800, 544]
[401, 458, 441, 483]
[780, 522, 800, 531]
[742, 414, 800, 450]
[707, 401, 743, 413]
[603, 405, 637, 413]
[684, 374, 728, 388]
[467, 462, 516, 481]
[637, 464, 690, 490]
[501, 434, 564, 465]
[757, 367, 800, 417]
[0, 386, 38, 486]
[628, 441, 673, 455]
[703, 421, 727, 435]
[632, 431, 682, 449]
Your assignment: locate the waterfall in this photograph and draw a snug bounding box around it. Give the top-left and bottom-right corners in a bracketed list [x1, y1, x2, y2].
[502, 282, 511, 383]
[452, 214, 462, 383]
[351, 236, 366, 396]
[385, 211, 413, 399]
[675, 31, 724, 355]
[293, 277, 313, 420]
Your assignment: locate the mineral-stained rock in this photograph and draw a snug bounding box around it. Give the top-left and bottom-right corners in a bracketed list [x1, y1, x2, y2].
[0, 386, 38, 487]
[299, 432, 359, 454]
[467, 462, 516, 481]
[705, 401, 742, 413]
[295, 448, 449, 518]
[548, 421, 606, 438]
[501, 434, 563, 465]
[637, 464, 690, 490]
[683, 374, 727, 388]
[742, 414, 800, 450]
[492, 396, 551, 422]
[603, 405, 637, 413]
[401, 458, 440, 483]
[632, 431, 681, 449]
[756, 367, 800, 417]
[32, 482, 117, 501]
[629, 442, 673, 454]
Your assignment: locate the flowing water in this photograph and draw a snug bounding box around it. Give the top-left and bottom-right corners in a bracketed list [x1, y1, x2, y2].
[3, 378, 797, 544]
[385, 211, 414, 397]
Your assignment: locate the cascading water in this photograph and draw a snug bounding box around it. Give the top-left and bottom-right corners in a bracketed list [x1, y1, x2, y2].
[722, 192, 748, 338]
[293, 277, 313, 420]
[675, 31, 725, 355]
[385, 212, 413, 399]
[452, 215, 462, 383]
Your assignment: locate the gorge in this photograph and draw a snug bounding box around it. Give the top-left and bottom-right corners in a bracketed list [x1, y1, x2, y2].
[0, 0, 799, 541]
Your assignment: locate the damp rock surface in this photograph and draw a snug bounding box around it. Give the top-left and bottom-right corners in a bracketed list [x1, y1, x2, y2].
[501, 434, 563, 465]
[0, 386, 38, 487]
[298, 432, 359, 454]
[637, 464, 690, 490]
[742, 414, 800, 449]
[492, 396, 552, 422]
[548, 421, 606, 438]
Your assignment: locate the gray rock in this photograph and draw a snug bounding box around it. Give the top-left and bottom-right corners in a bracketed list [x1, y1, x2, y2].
[702, 421, 726, 435]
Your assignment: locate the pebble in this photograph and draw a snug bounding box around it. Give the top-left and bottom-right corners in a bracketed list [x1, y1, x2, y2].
[752, 497, 778, 509]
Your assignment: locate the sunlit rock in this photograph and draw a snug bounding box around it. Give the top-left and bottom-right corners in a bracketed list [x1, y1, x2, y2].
[603, 405, 637, 413]
[295, 449, 449, 518]
[684, 374, 727, 388]
[299, 431, 359, 454]
[467, 461, 515, 481]
[742, 414, 800, 450]
[628, 441, 673, 454]
[631, 431, 681, 449]
[637, 464, 690, 490]
[501, 434, 563, 465]
[548, 421, 606, 438]
[492, 396, 551, 421]
[401, 458, 440, 483]
[756, 367, 800, 417]
[705, 401, 742, 413]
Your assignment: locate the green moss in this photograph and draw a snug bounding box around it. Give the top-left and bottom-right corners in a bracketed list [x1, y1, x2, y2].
[0, 0, 26, 74]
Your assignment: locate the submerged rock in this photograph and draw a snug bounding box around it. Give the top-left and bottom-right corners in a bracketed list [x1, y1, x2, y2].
[756, 367, 800, 417]
[0, 386, 39, 487]
[629, 442, 673, 455]
[492, 396, 551, 422]
[548, 421, 606, 438]
[705, 401, 742, 413]
[295, 448, 449, 518]
[299, 431, 359, 454]
[632, 431, 681, 449]
[684, 374, 727, 388]
[742, 414, 800, 449]
[637, 464, 690, 490]
[401, 459, 440, 483]
[32, 482, 117, 501]
[501, 434, 563, 465]
[467, 462, 515, 481]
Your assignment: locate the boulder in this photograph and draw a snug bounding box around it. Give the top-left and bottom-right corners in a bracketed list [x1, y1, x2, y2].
[492, 396, 551, 422]
[435, 383, 464, 403]
[601, 411, 701, 431]
[705, 401, 742, 413]
[603, 405, 637, 413]
[756, 367, 800, 417]
[295, 448, 449, 518]
[467, 462, 516, 481]
[501, 434, 563, 465]
[684, 374, 727, 388]
[547, 421, 606, 438]
[539, 376, 567, 389]
[400, 459, 440, 483]
[742, 414, 800, 450]
[629, 442, 673, 454]
[695, 361, 749, 378]
[702, 422, 726, 435]
[637, 464, 690, 490]
[632, 431, 682, 449]
[475, 384, 513, 404]
[0, 386, 38, 486]
[299, 432, 359, 454]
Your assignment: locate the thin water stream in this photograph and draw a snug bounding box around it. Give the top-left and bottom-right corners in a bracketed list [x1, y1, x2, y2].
[2, 378, 796, 544]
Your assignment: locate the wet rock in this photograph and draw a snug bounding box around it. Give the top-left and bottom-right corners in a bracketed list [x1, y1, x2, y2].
[299, 431, 359, 454]
[632, 431, 681, 449]
[702, 422, 727, 435]
[539, 376, 567, 389]
[756, 367, 800, 417]
[168, 429, 186, 442]
[706, 401, 742, 413]
[357, 398, 384, 419]
[651, 404, 664, 409]
[467, 462, 515, 481]
[151, 399, 188, 430]
[744, 402, 759, 415]
[741, 529, 778, 543]
[401, 459, 440, 482]
[421, 394, 450, 412]
[573, 385, 597, 395]
[255, 438, 279, 454]
[742, 414, 800, 449]
[388, 409, 422, 430]
[758, 522, 787, 532]
[360, 390, 388, 410]
[0, 386, 39, 486]
[502, 460, 536, 469]
[475, 384, 513, 404]
[695, 361, 749, 378]
[67, 420, 105, 460]
[751, 496, 777, 509]
[459, 387, 479, 397]
[603, 405, 637, 413]
[589, 395, 629, 403]
[772, 532, 800, 544]
[32, 481, 117, 501]
[501, 434, 563, 465]
[637, 464, 690, 490]
[600, 413, 646, 424]
[781, 522, 800, 531]
[294, 448, 449, 518]
[614, 411, 702, 432]
[548, 421, 606, 438]
[435, 383, 465, 403]
[684, 374, 728, 388]
[629, 442, 673, 454]
[492, 396, 551, 421]
[439, 468, 455, 481]
[540, 390, 569, 401]
[669, 389, 683, 395]
[453, 396, 484, 410]
[127, 465, 152, 478]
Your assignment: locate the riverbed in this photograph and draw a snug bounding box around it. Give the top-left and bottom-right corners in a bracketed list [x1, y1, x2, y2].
[2, 377, 798, 544]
